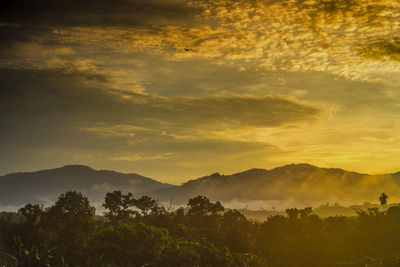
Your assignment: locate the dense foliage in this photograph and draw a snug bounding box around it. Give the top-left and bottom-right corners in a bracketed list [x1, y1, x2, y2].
[1, 191, 400, 266]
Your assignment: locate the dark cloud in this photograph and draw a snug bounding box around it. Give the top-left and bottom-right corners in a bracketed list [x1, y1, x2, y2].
[0, 24, 34, 42]
[0, 68, 320, 176]
[141, 95, 321, 128]
[0, 68, 321, 135]
[0, 0, 195, 27]
[0, 0, 197, 52]
[0, 69, 117, 151]
[361, 38, 400, 61]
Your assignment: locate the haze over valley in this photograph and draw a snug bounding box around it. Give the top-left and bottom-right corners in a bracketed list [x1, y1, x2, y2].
[1, 163, 398, 215]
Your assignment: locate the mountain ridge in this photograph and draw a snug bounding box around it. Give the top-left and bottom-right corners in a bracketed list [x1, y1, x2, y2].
[140, 163, 399, 206]
[1, 163, 399, 210]
[0, 164, 174, 207]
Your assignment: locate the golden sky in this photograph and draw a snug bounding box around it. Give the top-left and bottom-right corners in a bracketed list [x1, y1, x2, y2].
[1, 0, 400, 183]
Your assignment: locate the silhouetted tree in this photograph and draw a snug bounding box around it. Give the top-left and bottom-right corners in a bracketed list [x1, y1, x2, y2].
[8, 189, 400, 267]
[285, 208, 300, 220]
[187, 196, 224, 228]
[45, 190, 96, 264]
[89, 223, 168, 267]
[380, 193, 388, 211]
[135, 195, 162, 216]
[17, 204, 45, 249]
[104, 190, 138, 224]
[18, 204, 44, 226]
[187, 196, 224, 217]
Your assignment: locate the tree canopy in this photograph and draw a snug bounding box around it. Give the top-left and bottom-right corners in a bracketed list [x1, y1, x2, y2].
[1, 192, 400, 266]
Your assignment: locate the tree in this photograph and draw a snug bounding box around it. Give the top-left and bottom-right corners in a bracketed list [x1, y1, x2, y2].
[44, 191, 96, 264]
[89, 223, 168, 267]
[18, 204, 44, 226]
[187, 196, 225, 228]
[0, 236, 56, 267]
[17, 204, 45, 248]
[154, 239, 234, 267]
[135, 195, 162, 216]
[221, 210, 251, 252]
[233, 253, 269, 267]
[299, 207, 313, 218]
[187, 196, 224, 217]
[285, 207, 313, 220]
[285, 208, 300, 220]
[386, 205, 400, 219]
[379, 193, 388, 211]
[103, 190, 138, 224]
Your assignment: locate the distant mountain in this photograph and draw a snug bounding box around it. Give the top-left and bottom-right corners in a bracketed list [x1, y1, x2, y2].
[2, 164, 400, 211]
[142, 164, 400, 207]
[0, 165, 174, 207]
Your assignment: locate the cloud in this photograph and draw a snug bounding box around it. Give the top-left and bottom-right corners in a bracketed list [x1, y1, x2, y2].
[1, 0, 399, 182]
[125, 94, 321, 128]
[0, 68, 322, 133]
[0, 0, 194, 27]
[361, 38, 400, 61]
[2, 0, 400, 82]
[2, 0, 399, 98]
[0, 68, 321, 178]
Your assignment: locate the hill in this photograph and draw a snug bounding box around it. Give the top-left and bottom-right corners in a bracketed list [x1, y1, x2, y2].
[0, 165, 174, 208]
[142, 163, 400, 208]
[2, 163, 399, 211]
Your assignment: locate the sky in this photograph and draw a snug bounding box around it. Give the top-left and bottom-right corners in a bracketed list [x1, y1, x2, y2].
[1, 0, 400, 184]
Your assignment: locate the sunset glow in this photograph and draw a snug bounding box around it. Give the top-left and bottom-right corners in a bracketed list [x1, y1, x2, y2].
[1, 0, 400, 183]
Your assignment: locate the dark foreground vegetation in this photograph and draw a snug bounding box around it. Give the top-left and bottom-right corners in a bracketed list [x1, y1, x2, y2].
[1, 191, 400, 266]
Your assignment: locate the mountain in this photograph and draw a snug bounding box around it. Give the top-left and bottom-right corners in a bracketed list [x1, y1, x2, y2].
[1, 163, 399, 211]
[142, 163, 400, 208]
[0, 165, 174, 208]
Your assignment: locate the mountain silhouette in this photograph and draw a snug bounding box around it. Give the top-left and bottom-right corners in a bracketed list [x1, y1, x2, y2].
[0, 165, 173, 207]
[141, 163, 400, 206]
[1, 163, 399, 210]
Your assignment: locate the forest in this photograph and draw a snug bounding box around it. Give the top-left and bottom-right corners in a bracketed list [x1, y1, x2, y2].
[1, 191, 400, 267]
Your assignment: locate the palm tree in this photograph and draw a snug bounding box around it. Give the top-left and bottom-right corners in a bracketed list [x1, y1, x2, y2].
[379, 193, 388, 211]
